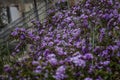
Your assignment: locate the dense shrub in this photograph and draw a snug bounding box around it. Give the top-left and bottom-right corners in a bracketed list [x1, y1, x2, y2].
[1, 0, 120, 80]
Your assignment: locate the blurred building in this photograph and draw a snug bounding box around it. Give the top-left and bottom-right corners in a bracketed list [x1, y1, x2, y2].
[0, 0, 49, 24]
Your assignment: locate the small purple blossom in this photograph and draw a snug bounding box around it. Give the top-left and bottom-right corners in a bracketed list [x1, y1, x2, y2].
[100, 61, 110, 66]
[113, 9, 119, 18]
[32, 61, 39, 66]
[83, 53, 93, 60]
[20, 34, 25, 40]
[54, 65, 66, 80]
[68, 22, 75, 27]
[117, 52, 120, 57]
[34, 66, 42, 74]
[48, 41, 54, 47]
[101, 50, 108, 57]
[84, 77, 93, 80]
[71, 55, 86, 67]
[11, 31, 18, 36]
[4, 64, 12, 73]
[48, 58, 58, 65]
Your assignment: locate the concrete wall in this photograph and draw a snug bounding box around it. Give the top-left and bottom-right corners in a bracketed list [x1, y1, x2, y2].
[10, 6, 21, 22]
[24, 3, 33, 12]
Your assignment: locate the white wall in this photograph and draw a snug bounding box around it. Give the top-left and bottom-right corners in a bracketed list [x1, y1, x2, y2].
[10, 7, 21, 22]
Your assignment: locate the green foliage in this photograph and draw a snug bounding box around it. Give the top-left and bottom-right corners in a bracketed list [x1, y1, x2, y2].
[0, 43, 11, 74]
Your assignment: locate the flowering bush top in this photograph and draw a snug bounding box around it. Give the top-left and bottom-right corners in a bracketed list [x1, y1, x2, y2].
[1, 0, 120, 80]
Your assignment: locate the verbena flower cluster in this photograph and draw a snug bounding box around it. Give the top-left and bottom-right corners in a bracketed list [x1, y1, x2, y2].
[1, 0, 120, 80]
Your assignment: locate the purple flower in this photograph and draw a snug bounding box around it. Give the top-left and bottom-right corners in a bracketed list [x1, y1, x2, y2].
[48, 41, 54, 47]
[101, 50, 108, 57]
[102, 13, 110, 20]
[115, 26, 119, 30]
[4, 64, 12, 73]
[34, 69, 41, 74]
[96, 76, 103, 80]
[84, 77, 93, 80]
[71, 55, 86, 67]
[80, 14, 88, 19]
[56, 34, 61, 39]
[117, 51, 120, 57]
[16, 49, 20, 52]
[20, 28, 26, 32]
[62, 34, 67, 39]
[73, 51, 81, 56]
[38, 56, 42, 60]
[54, 39, 60, 43]
[113, 9, 119, 18]
[41, 41, 47, 48]
[34, 66, 42, 74]
[55, 47, 66, 56]
[28, 31, 34, 37]
[83, 53, 93, 60]
[59, 60, 65, 65]
[65, 17, 72, 21]
[88, 65, 94, 73]
[109, 13, 113, 18]
[83, 20, 88, 27]
[34, 36, 40, 41]
[48, 58, 58, 66]
[54, 65, 66, 80]
[36, 21, 41, 27]
[44, 37, 50, 41]
[47, 54, 56, 59]
[108, 0, 113, 5]
[11, 31, 18, 36]
[68, 22, 75, 27]
[100, 28, 106, 33]
[31, 19, 36, 23]
[61, 0, 66, 2]
[116, 41, 120, 46]
[111, 45, 119, 51]
[99, 33, 104, 42]
[99, 28, 106, 42]
[72, 28, 81, 38]
[74, 41, 81, 48]
[103, 61, 110, 65]
[20, 34, 25, 40]
[32, 61, 39, 66]
[100, 61, 110, 66]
